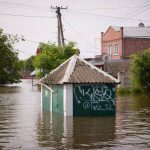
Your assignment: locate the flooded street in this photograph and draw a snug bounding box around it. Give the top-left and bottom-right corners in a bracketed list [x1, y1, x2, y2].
[0, 80, 150, 150]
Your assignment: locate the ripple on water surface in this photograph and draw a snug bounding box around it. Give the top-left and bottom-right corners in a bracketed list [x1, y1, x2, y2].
[0, 80, 150, 149]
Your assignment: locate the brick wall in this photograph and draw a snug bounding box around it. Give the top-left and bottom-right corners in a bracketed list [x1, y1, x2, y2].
[101, 26, 123, 60]
[124, 38, 150, 57]
[101, 26, 150, 60]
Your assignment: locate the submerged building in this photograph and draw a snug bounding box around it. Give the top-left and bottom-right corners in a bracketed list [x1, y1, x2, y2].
[38, 55, 120, 116]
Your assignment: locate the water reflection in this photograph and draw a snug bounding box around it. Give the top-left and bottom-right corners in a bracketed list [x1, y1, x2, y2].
[37, 110, 116, 149]
[73, 116, 116, 149]
[0, 86, 19, 149]
[115, 94, 150, 149]
[0, 80, 150, 149]
[0, 80, 41, 149]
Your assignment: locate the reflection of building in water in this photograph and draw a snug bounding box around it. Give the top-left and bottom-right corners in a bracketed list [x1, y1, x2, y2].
[39, 55, 119, 116]
[36, 111, 116, 149]
[115, 95, 150, 140]
[73, 116, 116, 149]
[36, 111, 73, 149]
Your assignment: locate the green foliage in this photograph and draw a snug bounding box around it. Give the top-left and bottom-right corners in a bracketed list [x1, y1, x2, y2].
[117, 86, 143, 95]
[131, 48, 150, 91]
[20, 56, 35, 72]
[131, 86, 143, 94]
[116, 86, 131, 95]
[34, 42, 80, 78]
[0, 28, 21, 84]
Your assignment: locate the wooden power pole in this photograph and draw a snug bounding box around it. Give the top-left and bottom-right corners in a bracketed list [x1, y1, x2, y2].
[51, 6, 67, 47]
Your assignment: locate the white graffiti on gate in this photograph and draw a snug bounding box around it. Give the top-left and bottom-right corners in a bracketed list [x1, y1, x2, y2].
[74, 84, 115, 111]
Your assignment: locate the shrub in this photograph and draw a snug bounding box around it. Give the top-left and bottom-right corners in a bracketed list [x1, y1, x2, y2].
[116, 86, 131, 95]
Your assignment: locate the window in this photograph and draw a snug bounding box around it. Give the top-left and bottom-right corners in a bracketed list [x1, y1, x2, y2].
[114, 44, 119, 55]
[107, 45, 112, 54]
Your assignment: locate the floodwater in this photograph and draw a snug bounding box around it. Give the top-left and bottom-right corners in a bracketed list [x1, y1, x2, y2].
[0, 80, 150, 150]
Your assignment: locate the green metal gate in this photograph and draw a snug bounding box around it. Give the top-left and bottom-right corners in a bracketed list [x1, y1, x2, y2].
[73, 84, 116, 116]
[52, 85, 63, 114]
[42, 86, 51, 112]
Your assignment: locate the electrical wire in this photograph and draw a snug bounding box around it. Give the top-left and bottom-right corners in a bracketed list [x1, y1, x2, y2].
[0, 13, 56, 19]
[0, 1, 47, 9]
[16, 49, 34, 56]
[73, 0, 150, 36]
[68, 10, 150, 22]
[62, 16, 99, 50]
[71, 6, 144, 11]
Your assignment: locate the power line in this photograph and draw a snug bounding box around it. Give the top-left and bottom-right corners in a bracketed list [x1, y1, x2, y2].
[62, 18, 100, 51]
[68, 10, 150, 22]
[76, 0, 150, 36]
[62, 16, 99, 50]
[0, 0, 34, 12]
[16, 49, 34, 56]
[0, 1, 47, 10]
[111, 1, 150, 26]
[71, 6, 146, 11]
[0, 12, 56, 19]
[0, 2, 143, 11]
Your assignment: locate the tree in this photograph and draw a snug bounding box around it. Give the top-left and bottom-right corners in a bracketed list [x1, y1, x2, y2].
[0, 28, 21, 84]
[34, 42, 79, 77]
[131, 48, 150, 91]
[20, 56, 35, 72]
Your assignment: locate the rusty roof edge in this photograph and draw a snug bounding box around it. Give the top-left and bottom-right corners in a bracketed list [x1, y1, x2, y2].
[75, 55, 120, 84]
[61, 55, 77, 83]
[38, 55, 73, 84]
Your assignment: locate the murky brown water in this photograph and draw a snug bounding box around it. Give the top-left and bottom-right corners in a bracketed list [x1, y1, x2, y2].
[0, 80, 150, 150]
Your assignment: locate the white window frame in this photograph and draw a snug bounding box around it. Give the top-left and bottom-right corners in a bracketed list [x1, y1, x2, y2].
[114, 44, 119, 55]
[107, 45, 112, 54]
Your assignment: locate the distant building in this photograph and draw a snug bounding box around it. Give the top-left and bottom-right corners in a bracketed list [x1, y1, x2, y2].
[107, 59, 131, 87]
[84, 55, 104, 70]
[101, 23, 150, 60]
[36, 48, 41, 55]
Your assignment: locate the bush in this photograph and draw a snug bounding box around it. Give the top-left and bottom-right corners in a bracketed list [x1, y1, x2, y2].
[131, 86, 143, 94]
[116, 86, 131, 95]
[131, 48, 150, 92]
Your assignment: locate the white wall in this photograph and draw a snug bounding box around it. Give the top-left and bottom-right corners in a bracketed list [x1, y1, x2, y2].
[63, 84, 73, 116]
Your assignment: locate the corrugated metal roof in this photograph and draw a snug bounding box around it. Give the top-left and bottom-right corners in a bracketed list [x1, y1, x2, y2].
[68, 60, 116, 83]
[124, 27, 150, 38]
[39, 55, 119, 85]
[39, 60, 69, 85]
[112, 26, 150, 38]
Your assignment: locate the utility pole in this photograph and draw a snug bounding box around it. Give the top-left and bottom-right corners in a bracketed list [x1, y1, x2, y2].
[51, 6, 67, 47]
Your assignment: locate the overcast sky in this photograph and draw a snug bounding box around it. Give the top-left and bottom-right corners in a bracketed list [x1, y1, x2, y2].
[0, 0, 150, 59]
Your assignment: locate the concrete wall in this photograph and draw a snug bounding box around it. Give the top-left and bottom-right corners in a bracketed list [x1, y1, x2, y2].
[107, 60, 131, 87]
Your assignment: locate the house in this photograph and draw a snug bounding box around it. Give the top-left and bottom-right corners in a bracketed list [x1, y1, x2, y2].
[101, 23, 150, 60]
[85, 55, 104, 70]
[38, 55, 120, 116]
